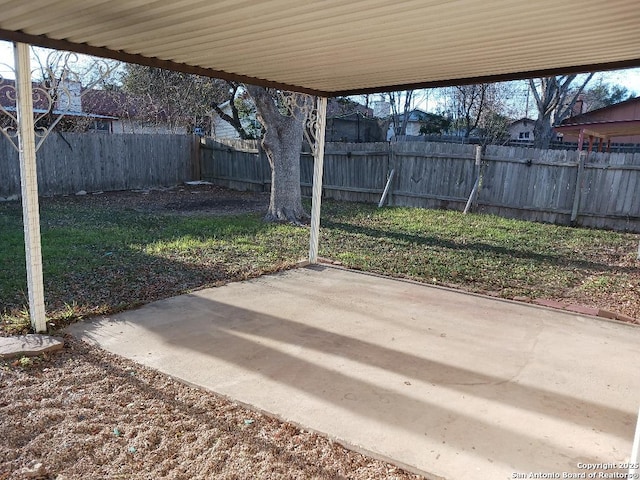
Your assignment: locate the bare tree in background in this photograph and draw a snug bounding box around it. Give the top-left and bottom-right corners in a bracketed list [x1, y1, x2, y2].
[440, 82, 516, 143]
[528, 74, 594, 149]
[450, 84, 488, 139]
[388, 90, 414, 137]
[579, 80, 635, 112]
[121, 65, 228, 133]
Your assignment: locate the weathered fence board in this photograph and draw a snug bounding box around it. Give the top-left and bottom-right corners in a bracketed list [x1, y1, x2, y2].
[0, 133, 195, 198]
[198, 137, 265, 192]
[5, 132, 637, 232]
[201, 139, 640, 232]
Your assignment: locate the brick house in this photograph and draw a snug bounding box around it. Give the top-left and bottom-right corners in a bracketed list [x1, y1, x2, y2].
[554, 96, 640, 151]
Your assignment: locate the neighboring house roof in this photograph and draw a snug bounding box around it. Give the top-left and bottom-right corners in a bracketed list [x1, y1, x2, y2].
[0, 79, 66, 111]
[81, 90, 136, 117]
[554, 97, 640, 141]
[0, 81, 184, 128]
[82, 89, 174, 123]
[0, 105, 117, 120]
[326, 98, 372, 118]
[509, 118, 535, 127]
[391, 109, 432, 122]
[555, 120, 640, 140]
[0, 79, 118, 120]
[558, 96, 640, 125]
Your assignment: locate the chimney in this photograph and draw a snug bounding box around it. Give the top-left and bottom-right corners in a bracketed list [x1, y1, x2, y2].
[573, 95, 585, 116]
[55, 78, 83, 113]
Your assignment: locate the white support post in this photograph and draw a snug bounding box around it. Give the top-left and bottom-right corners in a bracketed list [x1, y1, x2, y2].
[14, 42, 47, 333]
[308, 96, 328, 264]
[629, 406, 640, 478]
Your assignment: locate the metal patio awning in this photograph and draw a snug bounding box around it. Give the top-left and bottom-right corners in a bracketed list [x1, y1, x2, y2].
[0, 0, 639, 96]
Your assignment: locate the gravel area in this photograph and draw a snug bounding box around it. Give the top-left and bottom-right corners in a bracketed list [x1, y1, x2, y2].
[0, 336, 425, 480]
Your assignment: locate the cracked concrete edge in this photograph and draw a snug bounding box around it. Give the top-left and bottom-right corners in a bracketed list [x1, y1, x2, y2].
[533, 298, 638, 324]
[0, 334, 64, 359]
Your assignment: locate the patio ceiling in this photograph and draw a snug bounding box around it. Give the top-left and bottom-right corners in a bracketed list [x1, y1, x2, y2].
[0, 0, 639, 96]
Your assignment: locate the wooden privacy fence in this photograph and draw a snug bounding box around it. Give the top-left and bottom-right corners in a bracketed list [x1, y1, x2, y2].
[0, 133, 198, 198]
[201, 138, 640, 232]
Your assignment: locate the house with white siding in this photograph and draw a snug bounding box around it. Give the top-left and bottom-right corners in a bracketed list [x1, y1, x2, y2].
[507, 118, 535, 142]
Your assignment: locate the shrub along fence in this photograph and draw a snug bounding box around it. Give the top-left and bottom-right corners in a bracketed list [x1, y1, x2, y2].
[201, 138, 640, 232]
[0, 133, 198, 198]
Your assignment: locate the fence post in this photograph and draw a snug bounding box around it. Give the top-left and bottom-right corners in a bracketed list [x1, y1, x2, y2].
[378, 169, 395, 208]
[387, 142, 396, 206]
[258, 141, 269, 193]
[190, 135, 201, 181]
[571, 151, 586, 225]
[464, 145, 483, 214]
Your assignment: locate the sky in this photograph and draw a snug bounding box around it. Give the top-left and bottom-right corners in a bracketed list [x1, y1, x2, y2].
[1, 39, 639, 117]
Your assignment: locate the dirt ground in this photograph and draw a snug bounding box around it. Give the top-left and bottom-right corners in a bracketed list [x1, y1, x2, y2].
[52, 182, 271, 217]
[1, 337, 423, 480]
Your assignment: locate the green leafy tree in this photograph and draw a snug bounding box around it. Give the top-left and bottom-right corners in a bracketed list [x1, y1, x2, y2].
[418, 112, 451, 135]
[581, 81, 635, 112]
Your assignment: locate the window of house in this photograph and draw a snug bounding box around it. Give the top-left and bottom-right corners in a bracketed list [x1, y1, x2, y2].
[89, 120, 111, 133]
[519, 131, 530, 139]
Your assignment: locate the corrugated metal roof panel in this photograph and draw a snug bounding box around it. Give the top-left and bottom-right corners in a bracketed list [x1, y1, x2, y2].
[0, 0, 638, 95]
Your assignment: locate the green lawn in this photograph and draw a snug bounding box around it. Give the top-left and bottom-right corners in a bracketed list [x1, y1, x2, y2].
[2, 196, 639, 334]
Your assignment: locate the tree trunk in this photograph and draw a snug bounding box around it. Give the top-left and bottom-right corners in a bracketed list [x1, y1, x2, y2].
[533, 111, 555, 149]
[246, 85, 308, 224]
[263, 113, 307, 223]
[529, 75, 594, 149]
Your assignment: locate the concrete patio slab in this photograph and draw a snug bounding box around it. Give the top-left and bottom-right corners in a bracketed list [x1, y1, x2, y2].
[66, 265, 640, 480]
